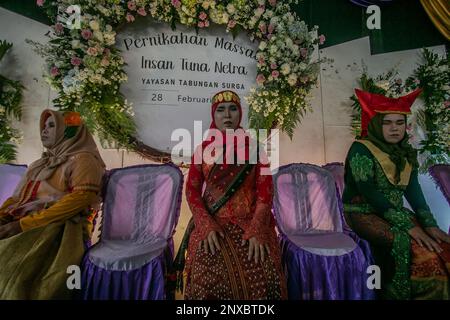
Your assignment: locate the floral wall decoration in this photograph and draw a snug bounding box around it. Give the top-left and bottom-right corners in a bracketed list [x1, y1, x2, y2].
[405, 48, 449, 171]
[0, 40, 24, 164]
[29, 0, 325, 160]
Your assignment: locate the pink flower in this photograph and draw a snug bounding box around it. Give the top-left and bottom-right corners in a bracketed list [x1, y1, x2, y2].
[199, 12, 207, 21]
[319, 34, 326, 45]
[258, 56, 265, 65]
[271, 70, 279, 78]
[269, 0, 277, 6]
[171, 0, 181, 8]
[268, 24, 275, 34]
[198, 21, 205, 28]
[103, 48, 111, 56]
[36, 0, 45, 7]
[259, 22, 267, 34]
[137, 7, 147, 16]
[444, 101, 450, 108]
[70, 56, 82, 66]
[300, 48, 308, 58]
[126, 13, 135, 22]
[270, 63, 277, 70]
[54, 23, 64, 35]
[81, 29, 92, 40]
[256, 74, 266, 85]
[127, 1, 136, 11]
[101, 58, 110, 67]
[204, 20, 210, 27]
[87, 47, 98, 56]
[228, 20, 237, 29]
[50, 66, 59, 77]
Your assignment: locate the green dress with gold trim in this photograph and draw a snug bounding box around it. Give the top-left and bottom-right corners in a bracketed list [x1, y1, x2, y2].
[342, 140, 449, 300]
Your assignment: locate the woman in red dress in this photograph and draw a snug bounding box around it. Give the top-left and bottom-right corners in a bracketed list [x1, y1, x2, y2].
[175, 90, 286, 300]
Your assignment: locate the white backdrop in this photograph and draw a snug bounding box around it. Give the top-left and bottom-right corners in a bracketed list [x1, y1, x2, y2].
[117, 20, 258, 156]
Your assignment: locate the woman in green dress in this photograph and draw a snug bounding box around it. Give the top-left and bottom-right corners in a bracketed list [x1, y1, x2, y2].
[343, 88, 450, 300]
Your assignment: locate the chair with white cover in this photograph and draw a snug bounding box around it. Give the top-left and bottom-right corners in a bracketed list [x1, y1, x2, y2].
[81, 164, 183, 300]
[272, 163, 375, 300]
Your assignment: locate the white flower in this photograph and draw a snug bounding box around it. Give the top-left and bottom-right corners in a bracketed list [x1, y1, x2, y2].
[71, 40, 80, 49]
[259, 41, 267, 50]
[89, 20, 100, 31]
[91, 74, 102, 83]
[202, 1, 211, 10]
[222, 12, 229, 23]
[104, 32, 116, 45]
[270, 45, 278, 54]
[288, 74, 297, 86]
[226, 4, 235, 14]
[270, 17, 279, 25]
[255, 8, 264, 17]
[97, 5, 110, 16]
[281, 63, 291, 75]
[376, 80, 390, 91]
[249, 17, 257, 28]
[265, 10, 273, 18]
[284, 12, 294, 23]
[93, 31, 104, 42]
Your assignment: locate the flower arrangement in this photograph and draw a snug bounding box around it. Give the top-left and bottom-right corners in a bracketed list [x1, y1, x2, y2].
[405, 48, 449, 171]
[30, 0, 324, 158]
[0, 40, 24, 163]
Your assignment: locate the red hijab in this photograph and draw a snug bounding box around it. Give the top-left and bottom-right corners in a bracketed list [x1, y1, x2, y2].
[196, 90, 252, 166]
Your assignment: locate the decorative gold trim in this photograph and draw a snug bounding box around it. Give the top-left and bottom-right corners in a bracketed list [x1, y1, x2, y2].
[212, 91, 240, 105]
[356, 140, 412, 186]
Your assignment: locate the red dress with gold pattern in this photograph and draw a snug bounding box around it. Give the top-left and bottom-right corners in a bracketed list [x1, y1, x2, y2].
[184, 159, 287, 299]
